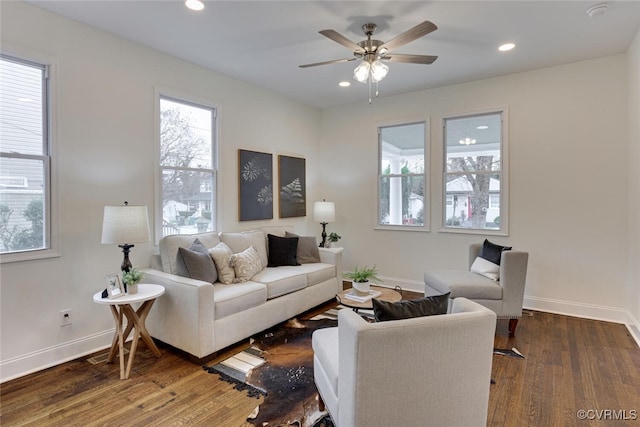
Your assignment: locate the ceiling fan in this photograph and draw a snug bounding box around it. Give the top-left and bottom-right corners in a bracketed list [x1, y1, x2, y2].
[300, 20, 438, 99]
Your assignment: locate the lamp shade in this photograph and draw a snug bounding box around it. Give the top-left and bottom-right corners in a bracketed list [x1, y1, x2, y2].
[101, 205, 150, 244]
[313, 201, 335, 223]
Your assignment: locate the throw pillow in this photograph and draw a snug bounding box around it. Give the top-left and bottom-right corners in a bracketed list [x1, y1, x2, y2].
[372, 293, 450, 322]
[285, 231, 321, 264]
[470, 239, 512, 281]
[230, 246, 263, 282]
[267, 234, 300, 267]
[208, 242, 236, 284]
[176, 238, 218, 283]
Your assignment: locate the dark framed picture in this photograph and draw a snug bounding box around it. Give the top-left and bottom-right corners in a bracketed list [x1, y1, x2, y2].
[278, 155, 306, 218]
[238, 149, 273, 221]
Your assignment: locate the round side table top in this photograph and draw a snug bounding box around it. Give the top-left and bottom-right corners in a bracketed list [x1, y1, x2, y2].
[93, 284, 165, 305]
[337, 285, 402, 310]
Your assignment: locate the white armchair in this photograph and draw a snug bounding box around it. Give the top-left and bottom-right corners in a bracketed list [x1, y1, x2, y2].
[312, 298, 497, 427]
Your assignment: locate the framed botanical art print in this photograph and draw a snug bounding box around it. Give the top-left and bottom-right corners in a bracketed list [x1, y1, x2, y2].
[278, 155, 306, 218]
[238, 149, 273, 221]
[105, 273, 124, 299]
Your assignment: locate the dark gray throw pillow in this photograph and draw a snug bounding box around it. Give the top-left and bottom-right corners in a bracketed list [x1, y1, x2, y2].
[176, 238, 218, 283]
[285, 231, 321, 264]
[478, 239, 512, 265]
[267, 234, 300, 267]
[372, 293, 450, 322]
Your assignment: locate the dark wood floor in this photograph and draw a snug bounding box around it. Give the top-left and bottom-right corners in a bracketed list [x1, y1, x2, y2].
[2, 292, 639, 426]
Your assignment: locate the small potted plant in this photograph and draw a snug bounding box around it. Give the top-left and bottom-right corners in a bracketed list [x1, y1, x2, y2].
[344, 265, 381, 296]
[122, 267, 144, 294]
[327, 232, 341, 248]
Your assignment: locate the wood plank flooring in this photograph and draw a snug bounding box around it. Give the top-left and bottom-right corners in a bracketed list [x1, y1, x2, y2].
[1, 295, 639, 426]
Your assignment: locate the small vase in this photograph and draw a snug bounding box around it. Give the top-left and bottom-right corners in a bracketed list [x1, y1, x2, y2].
[352, 280, 370, 296]
[128, 283, 139, 294]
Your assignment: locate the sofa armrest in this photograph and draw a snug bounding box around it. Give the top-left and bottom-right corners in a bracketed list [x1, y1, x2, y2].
[319, 247, 343, 283]
[142, 268, 216, 359]
[499, 251, 529, 318]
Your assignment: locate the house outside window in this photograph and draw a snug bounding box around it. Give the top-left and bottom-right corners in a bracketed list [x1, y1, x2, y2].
[158, 95, 217, 238]
[378, 121, 428, 230]
[0, 54, 55, 261]
[443, 110, 507, 233]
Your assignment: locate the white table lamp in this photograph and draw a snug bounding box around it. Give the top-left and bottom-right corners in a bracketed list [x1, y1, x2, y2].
[101, 202, 150, 272]
[313, 200, 335, 248]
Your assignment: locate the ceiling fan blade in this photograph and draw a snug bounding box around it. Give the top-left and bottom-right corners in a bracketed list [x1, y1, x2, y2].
[378, 21, 437, 52]
[299, 58, 357, 68]
[319, 29, 365, 53]
[382, 53, 438, 64]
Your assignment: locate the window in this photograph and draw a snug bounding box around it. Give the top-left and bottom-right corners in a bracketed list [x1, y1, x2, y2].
[158, 95, 216, 238]
[0, 54, 54, 261]
[378, 121, 428, 229]
[443, 110, 507, 232]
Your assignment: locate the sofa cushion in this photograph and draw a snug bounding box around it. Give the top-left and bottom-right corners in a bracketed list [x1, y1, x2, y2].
[470, 239, 512, 281]
[285, 231, 321, 264]
[220, 230, 268, 268]
[213, 282, 267, 319]
[159, 232, 220, 274]
[279, 263, 335, 287]
[312, 327, 339, 394]
[176, 238, 218, 283]
[372, 293, 450, 322]
[230, 246, 263, 282]
[423, 270, 503, 300]
[267, 234, 300, 267]
[251, 267, 307, 299]
[209, 242, 236, 284]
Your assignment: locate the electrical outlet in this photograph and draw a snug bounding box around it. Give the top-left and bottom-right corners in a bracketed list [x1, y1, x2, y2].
[60, 309, 71, 327]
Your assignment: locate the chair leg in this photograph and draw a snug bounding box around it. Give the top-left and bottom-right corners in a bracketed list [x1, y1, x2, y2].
[508, 318, 519, 337]
[318, 393, 325, 411]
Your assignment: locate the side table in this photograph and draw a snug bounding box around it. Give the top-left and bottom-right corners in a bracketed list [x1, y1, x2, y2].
[93, 284, 165, 379]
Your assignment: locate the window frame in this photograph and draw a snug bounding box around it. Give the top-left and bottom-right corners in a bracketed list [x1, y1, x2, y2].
[0, 52, 59, 263]
[375, 119, 430, 232]
[440, 107, 509, 236]
[154, 89, 218, 244]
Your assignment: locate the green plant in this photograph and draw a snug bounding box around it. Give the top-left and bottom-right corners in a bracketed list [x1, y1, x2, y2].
[343, 265, 381, 283]
[122, 267, 144, 286]
[328, 232, 341, 243]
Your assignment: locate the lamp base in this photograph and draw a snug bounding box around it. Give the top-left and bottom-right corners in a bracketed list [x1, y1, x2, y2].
[118, 243, 134, 292]
[319, 222, 328, 248]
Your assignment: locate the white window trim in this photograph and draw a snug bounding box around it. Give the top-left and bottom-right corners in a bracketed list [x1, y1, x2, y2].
[439, 107, 509, 236]
[0, 49, 60, 264]
[375, 118, 430, 232]
[153, 87, 219, 245]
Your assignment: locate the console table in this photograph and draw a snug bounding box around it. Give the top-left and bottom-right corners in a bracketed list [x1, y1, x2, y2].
[93, 284, 165, 379]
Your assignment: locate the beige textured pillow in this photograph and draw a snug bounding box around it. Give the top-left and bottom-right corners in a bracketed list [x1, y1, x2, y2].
[208, 242, 235, 284]
[230, 246, 263, 282]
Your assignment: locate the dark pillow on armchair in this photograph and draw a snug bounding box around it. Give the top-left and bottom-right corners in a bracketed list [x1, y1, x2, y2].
[471, 239, 512, 281]
[267, 234, 300, 267]
[372, 293, 450, 322]
[176, 238, 218, 283]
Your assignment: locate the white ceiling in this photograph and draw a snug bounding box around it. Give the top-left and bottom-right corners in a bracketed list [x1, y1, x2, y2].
[27, 0, 640, 109]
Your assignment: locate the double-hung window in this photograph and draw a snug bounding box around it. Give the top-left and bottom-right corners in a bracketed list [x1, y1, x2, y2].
[443, 110, 507, 233]
[378, 121, 428, 230]
[0, 54, 54, 261]
[158, 95, 217, 239]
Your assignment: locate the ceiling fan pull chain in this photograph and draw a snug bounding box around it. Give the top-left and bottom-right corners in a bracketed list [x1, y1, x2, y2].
[368, 77, 372, 104]
[375, 81, 380, 98]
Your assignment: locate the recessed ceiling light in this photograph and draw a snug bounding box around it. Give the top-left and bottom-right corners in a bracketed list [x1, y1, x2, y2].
[499, 43, 515, 52]
[477, 125, 489, 130]
[338, 81, 351, 87]
[185, 0, 204, 11]
[586, 3, 609, 18]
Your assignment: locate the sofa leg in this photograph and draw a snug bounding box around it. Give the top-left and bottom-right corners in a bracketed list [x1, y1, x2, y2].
[318, 393, 325, 412]
[508, 318, 519, 337]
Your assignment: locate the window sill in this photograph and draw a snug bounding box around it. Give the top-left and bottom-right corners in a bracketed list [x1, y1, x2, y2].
[438, 227, 508, 237]
[374, 225, 430, 233]
[0, 248, 61, 264]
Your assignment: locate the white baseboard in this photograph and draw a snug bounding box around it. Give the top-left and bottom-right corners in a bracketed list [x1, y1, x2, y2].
[0, 330, 113, 383]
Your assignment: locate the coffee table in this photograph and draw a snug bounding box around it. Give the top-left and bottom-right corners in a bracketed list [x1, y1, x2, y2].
[336, 285, 402, 311]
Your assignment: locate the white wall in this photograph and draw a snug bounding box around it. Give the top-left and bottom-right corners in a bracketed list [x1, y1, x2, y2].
[0, 2, 322, 382]
[627, 28, 640, 340]
[320, 54, 631, 323]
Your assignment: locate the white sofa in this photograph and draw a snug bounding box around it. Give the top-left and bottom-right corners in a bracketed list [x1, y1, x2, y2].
[312, 298, 497, 427]
[143, 225, 343, 362]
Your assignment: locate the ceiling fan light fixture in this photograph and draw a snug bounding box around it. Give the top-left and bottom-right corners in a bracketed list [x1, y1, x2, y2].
[499, 43, 516, 52]
[353, 61, 371, 83]
[370, 60, 389, 83]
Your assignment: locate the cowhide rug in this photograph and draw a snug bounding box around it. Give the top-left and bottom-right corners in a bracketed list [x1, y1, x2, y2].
[204, 314, 338, 427]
